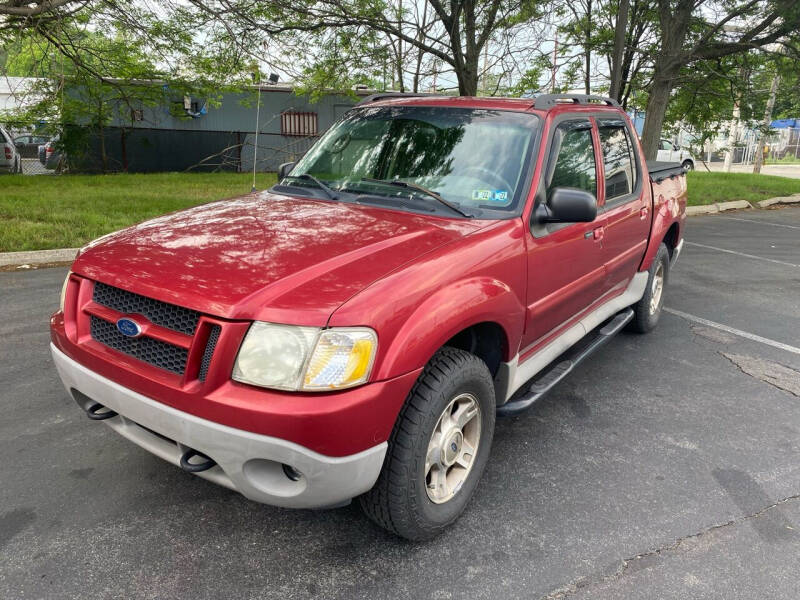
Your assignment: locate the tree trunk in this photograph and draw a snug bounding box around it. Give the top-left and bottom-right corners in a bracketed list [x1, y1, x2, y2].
[121, 128, 128, 172]
[609, 0, 629, 101]
[411, 3, 428, 93]
[98, 127, 108, 173]
[396, 0, 405, 92]
[640, 75, 673, 161]
[457, 65, 479, 96]
[584, 0, 592, 95]
[457, 41, 480, 95]
[753, 72, 780, 174]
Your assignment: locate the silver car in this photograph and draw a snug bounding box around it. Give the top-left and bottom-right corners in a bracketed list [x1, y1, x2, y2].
[1, 126, 22, 174]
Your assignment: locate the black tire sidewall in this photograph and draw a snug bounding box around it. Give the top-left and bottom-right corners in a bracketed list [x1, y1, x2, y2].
[409, 359, 495, 530]
[640, 244, 670, 330]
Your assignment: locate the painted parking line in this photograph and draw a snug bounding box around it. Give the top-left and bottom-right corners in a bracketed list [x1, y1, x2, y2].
[684, 241, 799, 268]
[715, 216, 800, 230]
[664, 307, 800, 356]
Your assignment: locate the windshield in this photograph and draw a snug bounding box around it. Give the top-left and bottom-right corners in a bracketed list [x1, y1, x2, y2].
[283, 106, 540, 217]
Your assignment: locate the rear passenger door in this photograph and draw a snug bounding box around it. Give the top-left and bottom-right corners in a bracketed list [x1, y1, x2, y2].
[523, 117, 608, 347]
[597, 118, 650, 291]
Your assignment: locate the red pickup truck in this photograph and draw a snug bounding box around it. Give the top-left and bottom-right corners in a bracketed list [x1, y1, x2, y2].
[51, 93, 686, 540]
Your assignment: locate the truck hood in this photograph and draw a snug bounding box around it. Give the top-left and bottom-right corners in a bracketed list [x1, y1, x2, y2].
[72, 191, 484, 325]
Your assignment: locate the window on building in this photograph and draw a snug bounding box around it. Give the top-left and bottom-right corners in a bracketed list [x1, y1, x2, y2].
[546, 119, 597, 198]
[598, 119, 638, 201]
[281, 112, 318, 137]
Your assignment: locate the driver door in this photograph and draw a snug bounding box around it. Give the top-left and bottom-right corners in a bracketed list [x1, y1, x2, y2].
[522, 117, 608, 349]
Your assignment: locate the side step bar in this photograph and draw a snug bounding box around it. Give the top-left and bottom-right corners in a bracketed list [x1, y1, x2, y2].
[497, 308, 634, 417]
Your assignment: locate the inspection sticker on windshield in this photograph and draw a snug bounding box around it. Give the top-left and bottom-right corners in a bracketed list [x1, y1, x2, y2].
[472, 189, 509, 204]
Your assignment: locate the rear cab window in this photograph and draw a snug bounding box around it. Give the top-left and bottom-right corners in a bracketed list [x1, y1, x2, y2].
[597, 119, 639, 203]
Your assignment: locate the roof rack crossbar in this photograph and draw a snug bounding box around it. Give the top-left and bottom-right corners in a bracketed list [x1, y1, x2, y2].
[534, 94, 619, 109]
[356, 92, 446, 105]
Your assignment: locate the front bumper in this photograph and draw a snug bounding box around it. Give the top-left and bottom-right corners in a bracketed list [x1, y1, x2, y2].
[52, 343, 386, 508]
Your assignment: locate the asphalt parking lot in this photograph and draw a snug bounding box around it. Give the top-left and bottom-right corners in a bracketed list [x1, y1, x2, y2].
[1, 206, 799, 600]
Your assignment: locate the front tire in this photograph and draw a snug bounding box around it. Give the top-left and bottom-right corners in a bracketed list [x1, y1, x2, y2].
[682, 160, 694, 172]
[628, 243, 670, 334]
[360, 347, 495, 541]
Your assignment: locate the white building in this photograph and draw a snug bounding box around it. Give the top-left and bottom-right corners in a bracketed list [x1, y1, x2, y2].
[0, 76, 43, 116]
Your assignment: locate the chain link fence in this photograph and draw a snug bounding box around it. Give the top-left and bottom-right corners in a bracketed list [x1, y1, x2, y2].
[722, 127, 800, 166]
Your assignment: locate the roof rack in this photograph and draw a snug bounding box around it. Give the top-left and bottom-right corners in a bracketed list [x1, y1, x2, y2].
[356, 92, 446, 105]
[533, 94, 619, 110]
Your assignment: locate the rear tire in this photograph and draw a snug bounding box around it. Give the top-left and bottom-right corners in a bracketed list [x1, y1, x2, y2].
[628, 243, 669, 334]
[360, 347, 495, 541]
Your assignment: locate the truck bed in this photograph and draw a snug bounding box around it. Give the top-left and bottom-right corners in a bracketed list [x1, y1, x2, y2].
[647, 160, 686, 182]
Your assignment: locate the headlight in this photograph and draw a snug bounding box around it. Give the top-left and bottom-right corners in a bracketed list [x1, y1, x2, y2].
[59, 272, 71, 312]
[232, 323, 377, 392]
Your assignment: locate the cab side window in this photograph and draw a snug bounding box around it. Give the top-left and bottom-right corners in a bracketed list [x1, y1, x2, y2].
[546, 119, 596, 200]
[598, 119, 638, 202]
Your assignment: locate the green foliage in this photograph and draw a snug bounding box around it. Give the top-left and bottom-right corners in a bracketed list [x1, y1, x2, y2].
[686, 171, 800, 206]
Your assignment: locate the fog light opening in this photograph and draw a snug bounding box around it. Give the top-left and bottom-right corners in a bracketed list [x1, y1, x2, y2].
[282, 463, 303, 481]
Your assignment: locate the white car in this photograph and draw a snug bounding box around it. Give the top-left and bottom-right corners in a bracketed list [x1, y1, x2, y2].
[657, 139, 695, 171]
[0, 126, 22, 174]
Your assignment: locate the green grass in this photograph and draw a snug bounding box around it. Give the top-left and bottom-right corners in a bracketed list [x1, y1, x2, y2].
[1, 170, 798, 252]
[765, 154, 800, 165]
[0, 172, 276, 252]
[687, 171, 800, 206]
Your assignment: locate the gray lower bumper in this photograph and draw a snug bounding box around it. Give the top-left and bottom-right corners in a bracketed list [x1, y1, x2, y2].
[51, 344, 386, 509]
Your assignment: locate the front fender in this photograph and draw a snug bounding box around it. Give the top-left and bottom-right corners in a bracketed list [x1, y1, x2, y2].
[372, 276, 525, 381]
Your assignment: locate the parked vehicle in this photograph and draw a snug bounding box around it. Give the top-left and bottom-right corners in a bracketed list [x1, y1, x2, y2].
[51, 94, 687, 540]
[0, 126, 22, 174]
[657, 139, 696, 171]
[38, 138, 63, 170]
[13, 133, 49, 159]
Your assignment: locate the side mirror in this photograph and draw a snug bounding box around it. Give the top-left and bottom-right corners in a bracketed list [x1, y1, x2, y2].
[277, 161, 296, 180]
[537, 188, 597, 223]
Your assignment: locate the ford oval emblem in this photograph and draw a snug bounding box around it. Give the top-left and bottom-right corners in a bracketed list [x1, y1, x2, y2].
[116, 317, 142, 338]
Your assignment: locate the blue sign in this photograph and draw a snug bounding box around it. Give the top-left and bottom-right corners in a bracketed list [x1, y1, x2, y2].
[116, 317, 143, 338]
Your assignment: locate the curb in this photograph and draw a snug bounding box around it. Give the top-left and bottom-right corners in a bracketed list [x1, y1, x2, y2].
[757, 195, 800, 208]
[688, 194, 800, 216]
[0, 248, 79, 269]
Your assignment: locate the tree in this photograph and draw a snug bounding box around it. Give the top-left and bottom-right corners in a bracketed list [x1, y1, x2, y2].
[185, 0, 550, 96]
[639, 0, 800, 160]
[0, 0, 83, 21]
[1, 4, 234, 172]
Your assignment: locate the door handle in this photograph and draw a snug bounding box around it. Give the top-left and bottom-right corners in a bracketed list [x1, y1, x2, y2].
[640, 206, 649, 219]
[593, 227, 604, 241]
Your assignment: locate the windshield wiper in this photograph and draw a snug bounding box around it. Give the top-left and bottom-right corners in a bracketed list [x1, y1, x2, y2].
[360, 177, 472, 218]
[285, 174, 339, 200]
